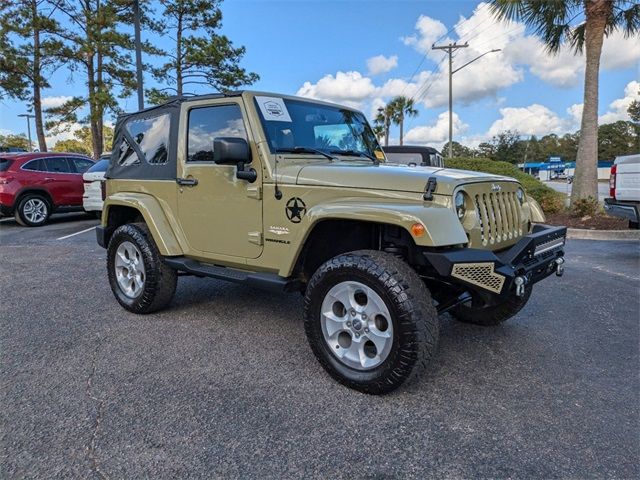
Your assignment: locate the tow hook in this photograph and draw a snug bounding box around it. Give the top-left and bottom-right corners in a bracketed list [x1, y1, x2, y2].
[555, 257, 565, 277]
[514, 276, 527, 297]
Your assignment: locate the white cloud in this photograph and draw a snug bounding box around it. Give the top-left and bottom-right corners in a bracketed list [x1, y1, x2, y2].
[601, 30, 640, 70]
[41, 96, 74, 109]
[504, 22, 640, 88]
[599, 80, 640, 124]
[487, 104, 566, 137]
[45, 122, 84, 146]
[404, 112, 468, 145]
[398, 3, 524, 108]
[367, 54, 398, 75]
[296, 71, 377, 108]
[402, 15, 449, 60]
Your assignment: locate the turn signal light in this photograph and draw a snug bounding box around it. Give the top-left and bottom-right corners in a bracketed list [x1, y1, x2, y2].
[411, 223, 426, 237]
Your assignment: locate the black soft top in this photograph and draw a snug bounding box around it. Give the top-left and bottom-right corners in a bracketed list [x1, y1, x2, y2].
[106, 92, 243, 181]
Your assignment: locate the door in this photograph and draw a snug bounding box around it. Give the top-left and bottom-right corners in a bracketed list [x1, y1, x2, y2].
[68, 157, 95, 205]
[177, 101, 263, 259]
[43, 157, 80, 206]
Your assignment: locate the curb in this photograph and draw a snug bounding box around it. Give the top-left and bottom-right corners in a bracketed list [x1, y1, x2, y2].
[566, 228, 640, 241]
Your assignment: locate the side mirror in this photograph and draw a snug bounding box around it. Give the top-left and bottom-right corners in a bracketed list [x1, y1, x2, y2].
[213, 137, 257, 183]
[213, 137, 251, 165]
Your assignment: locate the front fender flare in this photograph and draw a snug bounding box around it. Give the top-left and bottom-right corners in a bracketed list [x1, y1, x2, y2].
[303, 200, 468, 247]
[103, 192, 184, 256]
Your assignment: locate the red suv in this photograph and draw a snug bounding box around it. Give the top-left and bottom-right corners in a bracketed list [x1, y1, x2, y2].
[0, 152, 94, 226]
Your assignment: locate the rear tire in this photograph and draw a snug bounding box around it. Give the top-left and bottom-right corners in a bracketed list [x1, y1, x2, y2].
[107, 223, 177, 314]
[450, 287, 532, 326]
[304, 250, 439, 394]
[14, 194, 50, 227]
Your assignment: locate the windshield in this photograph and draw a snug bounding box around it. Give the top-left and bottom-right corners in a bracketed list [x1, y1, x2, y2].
[87, 159, 109, 172]
[254, 96, 384, 161]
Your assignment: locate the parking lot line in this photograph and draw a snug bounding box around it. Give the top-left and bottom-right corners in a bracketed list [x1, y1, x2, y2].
[57, 226, 96, 241]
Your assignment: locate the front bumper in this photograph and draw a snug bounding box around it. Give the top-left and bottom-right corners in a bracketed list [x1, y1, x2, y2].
[604, 198, 639, 223]
[424, 224, 566, 300]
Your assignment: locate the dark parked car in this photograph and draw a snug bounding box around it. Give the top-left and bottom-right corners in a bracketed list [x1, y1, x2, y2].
[382, 145, 444, 167]
[0, 152, 94, 226]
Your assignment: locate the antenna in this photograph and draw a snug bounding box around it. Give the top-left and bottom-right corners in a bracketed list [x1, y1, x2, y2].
[274, 154, 282, 200]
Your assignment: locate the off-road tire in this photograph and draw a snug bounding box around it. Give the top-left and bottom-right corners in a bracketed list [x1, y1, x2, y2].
[14, 193, 50, 227]
[450, 287, 532, 326]
[107, 222, 177, 314]
[304, 250, 439, 394]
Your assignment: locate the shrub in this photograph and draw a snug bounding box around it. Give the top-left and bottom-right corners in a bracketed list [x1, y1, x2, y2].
[571, 196, 599, 217]
[445, 157, 565, 214]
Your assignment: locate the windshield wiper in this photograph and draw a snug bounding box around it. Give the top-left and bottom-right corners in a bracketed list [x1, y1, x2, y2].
[275, 146, 336, 161]
[329, 149, 379, 164]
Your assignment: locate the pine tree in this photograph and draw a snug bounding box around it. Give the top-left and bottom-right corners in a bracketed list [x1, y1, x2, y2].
[44, 0, 145, 158]
[148, 0, 258, 102]
[0, 1, 66, 152]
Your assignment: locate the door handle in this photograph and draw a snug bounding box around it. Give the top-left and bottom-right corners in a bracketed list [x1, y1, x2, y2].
[44, 177, 55, 182]
[176, 177, 198, 186]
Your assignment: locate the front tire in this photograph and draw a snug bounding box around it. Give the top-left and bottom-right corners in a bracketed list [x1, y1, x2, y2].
[14, 194, 50, 227]
[450, 287, 532, 326]
[107, 223, 177, 314]
[304, 250, 439, 394]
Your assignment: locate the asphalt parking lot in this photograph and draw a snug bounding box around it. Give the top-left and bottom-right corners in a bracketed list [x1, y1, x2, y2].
[1, 215, 638, 478]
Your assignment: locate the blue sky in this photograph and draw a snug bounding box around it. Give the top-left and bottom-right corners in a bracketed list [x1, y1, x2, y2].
[1, 0, 638, 149]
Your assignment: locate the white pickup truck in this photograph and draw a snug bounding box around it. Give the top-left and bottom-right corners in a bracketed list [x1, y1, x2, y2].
[605, 153, 640, 229]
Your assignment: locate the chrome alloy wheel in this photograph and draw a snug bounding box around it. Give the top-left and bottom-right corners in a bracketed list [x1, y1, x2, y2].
[114, 241, 146, 298]
[23, 198, 47, 224]
[320, 281, 394, 370]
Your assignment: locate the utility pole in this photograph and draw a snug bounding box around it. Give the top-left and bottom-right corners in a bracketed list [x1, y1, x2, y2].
[17, 114, 35, 152]
[432, 42, 468, 158]
[432, 43, 501, 158]
[133, 0, 144, 110]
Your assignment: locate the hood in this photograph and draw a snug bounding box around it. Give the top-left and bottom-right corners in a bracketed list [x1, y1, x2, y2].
[295, 161, 517, 196]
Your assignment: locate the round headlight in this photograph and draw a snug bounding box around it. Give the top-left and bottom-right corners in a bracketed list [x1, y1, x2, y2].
[455, 191, 466, 219]
[516, 188, 524, 204]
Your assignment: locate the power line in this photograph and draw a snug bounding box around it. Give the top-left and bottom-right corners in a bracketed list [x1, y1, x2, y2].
[401, 3, 489, 97]
[410, 53, 448, 102]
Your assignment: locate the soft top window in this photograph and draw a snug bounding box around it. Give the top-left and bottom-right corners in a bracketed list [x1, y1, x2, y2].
[119, 113, 170, 166]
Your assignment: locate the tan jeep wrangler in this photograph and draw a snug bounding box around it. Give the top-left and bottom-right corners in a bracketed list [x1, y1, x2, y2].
[97, 91, 567, 394]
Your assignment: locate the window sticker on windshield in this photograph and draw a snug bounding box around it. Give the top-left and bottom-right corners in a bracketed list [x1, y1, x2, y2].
[255, 96, 292, 122]
[375, 150, 385, 160]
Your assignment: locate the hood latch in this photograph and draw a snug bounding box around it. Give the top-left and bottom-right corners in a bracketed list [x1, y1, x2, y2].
[423, 177, 437, 201]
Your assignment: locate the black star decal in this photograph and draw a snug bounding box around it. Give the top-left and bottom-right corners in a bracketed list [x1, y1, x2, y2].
[285, 197, 306, 223]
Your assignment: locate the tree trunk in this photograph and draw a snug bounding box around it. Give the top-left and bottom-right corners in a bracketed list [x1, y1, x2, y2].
[384, 117, 389, 147]
[87, 56, 101, 160]
[31, 0, 47, 152]
[399, 112, 404, 146]
[571, 0, 609, 204]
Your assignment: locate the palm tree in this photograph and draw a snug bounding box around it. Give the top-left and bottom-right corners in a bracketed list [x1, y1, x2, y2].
[490, 0, 639, 204]
[389, 96, 419, 146]
[375, 104, 394, 146]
